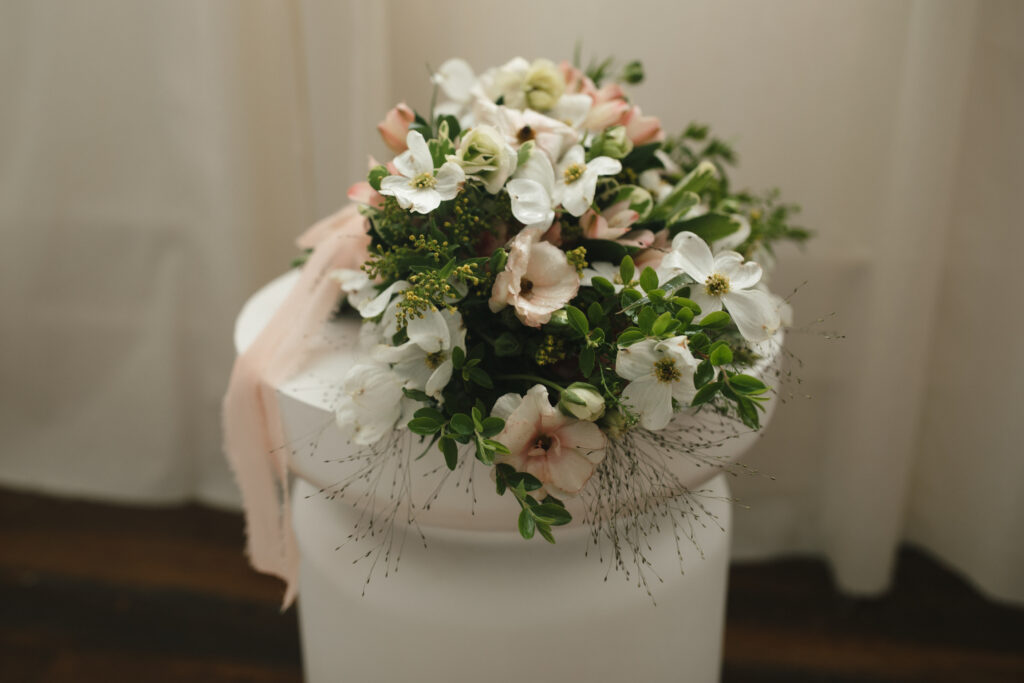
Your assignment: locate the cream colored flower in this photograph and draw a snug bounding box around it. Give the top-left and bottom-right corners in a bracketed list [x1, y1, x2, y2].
[450, 124, 517, 194]
[489, 227, 579, 327]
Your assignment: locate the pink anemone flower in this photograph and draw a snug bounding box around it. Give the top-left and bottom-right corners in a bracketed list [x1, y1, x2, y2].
[492, 385, 607, 497]
[489, 227, 579, 327]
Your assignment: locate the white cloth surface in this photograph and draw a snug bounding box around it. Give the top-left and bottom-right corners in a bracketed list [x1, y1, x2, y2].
[0, 0, 1021, 603]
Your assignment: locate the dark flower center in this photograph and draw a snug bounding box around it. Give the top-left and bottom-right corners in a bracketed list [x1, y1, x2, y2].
[517, 126, 535, 143]
[519, 278, 534, 296]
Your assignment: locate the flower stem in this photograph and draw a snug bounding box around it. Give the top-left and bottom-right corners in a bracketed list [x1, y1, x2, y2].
[495, 374, 565, 394]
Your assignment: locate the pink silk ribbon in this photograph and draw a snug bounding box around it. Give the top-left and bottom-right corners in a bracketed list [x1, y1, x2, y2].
[222, 204, 370, 608]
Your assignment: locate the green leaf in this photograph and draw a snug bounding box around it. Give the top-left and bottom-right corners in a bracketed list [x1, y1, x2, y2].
[617, 328, 646, 347]
[579, 347, 596, 376]
[688, 332, 710, 353]
[565, 305, 589, 336]
[691, 381, 722, 407]
[674, 307, 695, 327]
[699, 311, 732, 328]
[536, 522, 556, 544]
[651, 311, 673, 336]
[367, 165, 388, 191]
[407, 417, 442, 435]
[620, 287, 642, 308]
[591, 276, 616, 296]
[467, 366, 493, 389]
[484, 438, 511, 455]
[587, 301, 605, 326]
[639, 266, 659, 292]
[449, 413, 474, 435]
[638, 306, 657, 334]
[474, 434, 495, 465]
[709, 343, 733, 366]
[736, 395, 760, 429]
[439, 437, 458, 470]
[729, 374, 769, 395]
[518, 508, 536, 539]
[493, 331, 521, 357]
[619, 255, 635, 285]
[402, 387, 431, 402]
[672, 297, 701, 314]
[451, 346, 466, 369]
[669, 212, 740, 242]
[530, 503, 572, 526]
[480, 416, 505, 438]
[694, 360, 714, 388]
[413, 407, 444, 423]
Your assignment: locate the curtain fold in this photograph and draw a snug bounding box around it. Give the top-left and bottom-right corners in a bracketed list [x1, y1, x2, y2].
[1, 0, 1020, 603]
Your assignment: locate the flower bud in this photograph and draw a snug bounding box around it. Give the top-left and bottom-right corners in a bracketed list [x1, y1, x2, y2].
[620, 60, 645, 85]
[590, 125, 634, 160]
[377, 103, 415, 154]
[559, 382, 606, 421]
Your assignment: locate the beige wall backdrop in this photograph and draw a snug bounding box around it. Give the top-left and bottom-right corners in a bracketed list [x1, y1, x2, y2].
[1, 0, 1021, 603]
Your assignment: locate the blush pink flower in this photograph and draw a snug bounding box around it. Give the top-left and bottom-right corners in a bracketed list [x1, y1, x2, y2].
[492, 385, 607, 497]
[622, 105, 664, 145]
[377, 102, 415, 154]
[346, 181, 384, 209]
[634, 229, 672, 270]
[489, 227, 579, 327]
[579, 201, 653, 247]
[558, 61, 595, 95]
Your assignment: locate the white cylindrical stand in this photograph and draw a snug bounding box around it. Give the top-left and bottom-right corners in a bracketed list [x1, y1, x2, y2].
[294, 474, 732, 683]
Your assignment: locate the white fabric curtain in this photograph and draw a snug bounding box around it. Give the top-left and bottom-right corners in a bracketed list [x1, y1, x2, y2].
[1, 0, 1021, 603]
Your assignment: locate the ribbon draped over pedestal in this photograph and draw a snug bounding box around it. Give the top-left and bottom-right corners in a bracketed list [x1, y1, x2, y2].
[222, 205, 370, 608]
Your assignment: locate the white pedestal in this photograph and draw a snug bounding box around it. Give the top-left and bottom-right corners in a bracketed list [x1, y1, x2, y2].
[234, 272, 781, 683]
[294, 473, 732, 683]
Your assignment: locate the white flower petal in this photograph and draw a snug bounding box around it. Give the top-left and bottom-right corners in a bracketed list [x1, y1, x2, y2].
[356, 280, 409, 318]
[434, 161, 465, 200]
[689, 290, 723, 316]
[559, 180, 590, 217]
[615, 339, 658, 381]
[491, 393, 524, 420]
[715, 251, 762, 290]
[664, 231, 714, 280]
[406, 187, 442, 214]
[425, 361, 453, 398]
[405, 130, 434, 175]
[392, 148, 419, 180]
[622, 378, 672, 431]
[723, 288, 781, 342]
[585, 156, 622, 178]
[434, 58, 476, 102]
[406, 308, 450, 353]
[507, 178, 555, 227]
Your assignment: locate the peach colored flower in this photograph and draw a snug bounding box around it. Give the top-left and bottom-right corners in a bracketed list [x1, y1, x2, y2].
[622, 105, 664, 145]
[492, 385, 607, 497]
[346, 181, 384, 209]
[580, 202, 642, 241]
[377, 103, 415, 154]
[558, 61, 595, 95]
[633, 229, 671, 270]
[489, 227, 579, 327]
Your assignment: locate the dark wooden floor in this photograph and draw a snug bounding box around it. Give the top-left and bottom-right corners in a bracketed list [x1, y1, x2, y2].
[2, 489, 1022, 683]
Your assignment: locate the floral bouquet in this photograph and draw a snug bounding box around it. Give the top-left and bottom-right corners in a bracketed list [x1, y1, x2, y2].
[226, 55, 809, 602]
[320, 55, 809, 546]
